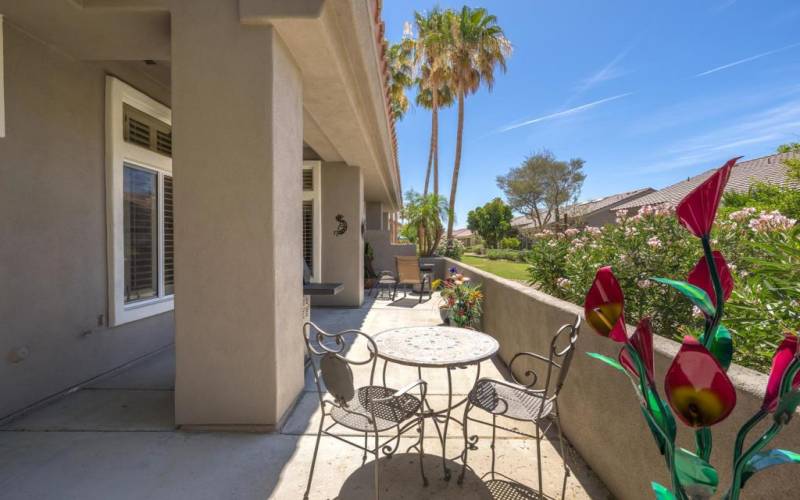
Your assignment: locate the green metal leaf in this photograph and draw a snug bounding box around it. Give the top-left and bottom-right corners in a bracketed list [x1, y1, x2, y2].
[741, 449, 800, 487]
[651, 482, 676, 500]
[700, 324, 733, 371]
[652, 277, 715, 316]
[586, 352, 626, 373]
[647, 387, 677, 442]
[674, 447, 718, 497]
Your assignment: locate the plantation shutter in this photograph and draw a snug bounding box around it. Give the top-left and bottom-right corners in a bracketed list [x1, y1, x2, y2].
[123, 104, 172, 158]
[163, 175, 175, 295]
[303, 201, 314, 275]
[123, 165, 158, 303]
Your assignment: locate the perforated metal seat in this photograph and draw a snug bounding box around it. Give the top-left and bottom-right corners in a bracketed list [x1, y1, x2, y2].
[468, 379, 553, 422]
[330, 385, 422, 432]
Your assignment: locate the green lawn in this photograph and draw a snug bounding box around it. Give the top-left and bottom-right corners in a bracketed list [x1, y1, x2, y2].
[460, 255, 530, 281]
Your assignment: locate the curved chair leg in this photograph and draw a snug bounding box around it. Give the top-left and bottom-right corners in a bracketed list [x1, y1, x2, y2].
[418, 417, 428, 487]
[304, 413, 326, 500]
[535, 420, 544, 500]
[555, 404, 571, 499]
[490, 414, 497, 480]
[373, 432, 381, 500]
[457, 401, 472, 485]
[362, 432, 368, 465]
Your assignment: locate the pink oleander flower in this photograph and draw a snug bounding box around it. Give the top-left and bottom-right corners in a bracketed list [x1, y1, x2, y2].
[564, 228, 580, 237]
[647, 236, 663, 249]
[728, 207, 756, 222]
[585, 226, 602, 236]
[638, 279, 653, 289]
[748, 210, 797, 232]
[556, 277, 571, 289]
[625, 227, 638, 237]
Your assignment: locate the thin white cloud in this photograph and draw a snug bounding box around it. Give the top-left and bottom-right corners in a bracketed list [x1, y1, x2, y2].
[639, 98, 800, 173]
[497, 93, 633, 133]
[712, 0, 737, 12]
[695, 41, 800, 77]
[576, 48, 631, 93]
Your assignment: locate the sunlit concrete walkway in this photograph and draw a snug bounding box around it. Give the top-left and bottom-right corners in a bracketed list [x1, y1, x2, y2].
[0, 294, 609, 500]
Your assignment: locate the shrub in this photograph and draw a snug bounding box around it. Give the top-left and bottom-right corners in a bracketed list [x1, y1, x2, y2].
[466, 244, 485, 255]
[436, 238, 464, 260]
[486, 248, 525, 262]
[499, 237, 521, 250]
[526, 203, 798, 372]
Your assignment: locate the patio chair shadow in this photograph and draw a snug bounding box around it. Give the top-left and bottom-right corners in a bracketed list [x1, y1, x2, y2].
[387, 297, 425, 308]
[336, 453, 492, 499]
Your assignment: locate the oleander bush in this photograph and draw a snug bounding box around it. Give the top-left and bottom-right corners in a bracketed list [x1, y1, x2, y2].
[436, 238, 465, 260]
[527, 202, 798, 372]
[466, 244, 485, 255]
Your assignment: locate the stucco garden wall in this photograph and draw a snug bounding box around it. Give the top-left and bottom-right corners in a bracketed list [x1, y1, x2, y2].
[440, 257, 800, 499]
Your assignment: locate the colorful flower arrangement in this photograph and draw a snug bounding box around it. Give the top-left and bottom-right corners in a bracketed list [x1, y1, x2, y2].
[438, 266, 483, 329]
[584, 157, 800, 499]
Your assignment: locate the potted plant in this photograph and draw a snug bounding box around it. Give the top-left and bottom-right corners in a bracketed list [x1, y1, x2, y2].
[364, 242, 378, 290]
[438, 266, 482, 329]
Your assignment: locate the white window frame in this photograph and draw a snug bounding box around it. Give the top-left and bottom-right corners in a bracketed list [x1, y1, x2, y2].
[303, 160, 322, 283]
[105, 76, 173, 326]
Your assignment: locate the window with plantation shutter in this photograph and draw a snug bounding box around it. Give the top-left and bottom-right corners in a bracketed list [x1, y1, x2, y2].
[107, 76, 174, 326]
[303, 161, 321, 282]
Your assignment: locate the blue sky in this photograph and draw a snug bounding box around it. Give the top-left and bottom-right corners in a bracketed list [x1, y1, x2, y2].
[382, 0, 800, 226]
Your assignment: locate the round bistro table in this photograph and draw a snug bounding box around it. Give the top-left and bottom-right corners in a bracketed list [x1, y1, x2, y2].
[373, 325, 499, 480]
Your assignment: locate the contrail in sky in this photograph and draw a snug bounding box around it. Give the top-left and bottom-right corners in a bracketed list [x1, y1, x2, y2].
[695, 41, 800, 77]
[498, 93, 633, 133]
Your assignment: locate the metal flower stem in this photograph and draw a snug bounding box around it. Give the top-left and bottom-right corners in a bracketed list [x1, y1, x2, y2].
[694, 236, 726, 462]
[727, 360, 800, 500]
[625, 344, 687, 500]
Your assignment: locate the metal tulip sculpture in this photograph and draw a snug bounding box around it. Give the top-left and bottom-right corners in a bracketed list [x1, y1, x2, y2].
[584, 157, 800, 499]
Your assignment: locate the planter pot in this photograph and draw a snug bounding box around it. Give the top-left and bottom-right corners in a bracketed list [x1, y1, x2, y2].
[364, 278, 377, 290]
[439, 307, 450, 325]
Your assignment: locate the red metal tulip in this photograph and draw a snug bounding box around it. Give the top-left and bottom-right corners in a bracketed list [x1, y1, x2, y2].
[687, 251, 734, 305]
[762, 332, 800, 412]
[676, 157, 741, 238]
[665, 336, 737, 427]
[619, 317, 655, 383]
[584, 266, 627, 342]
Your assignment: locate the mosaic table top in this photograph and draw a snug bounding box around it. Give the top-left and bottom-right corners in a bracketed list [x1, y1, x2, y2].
[373, 326, 499, 368]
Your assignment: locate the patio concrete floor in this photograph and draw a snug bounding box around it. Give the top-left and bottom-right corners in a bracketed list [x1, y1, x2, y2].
[0, 293, 610, 500]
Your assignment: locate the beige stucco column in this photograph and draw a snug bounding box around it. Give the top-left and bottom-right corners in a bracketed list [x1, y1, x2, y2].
[312, 162, 364, 307]
[171, 0, 304, 429]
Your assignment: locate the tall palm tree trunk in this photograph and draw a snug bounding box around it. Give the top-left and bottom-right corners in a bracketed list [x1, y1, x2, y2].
[446, 92, 465, 240]
[422, 118, 434, 196]
[432, 88, 439, 196]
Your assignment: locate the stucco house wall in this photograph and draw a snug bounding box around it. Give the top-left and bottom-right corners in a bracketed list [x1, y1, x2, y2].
[0, 23, 174, 419]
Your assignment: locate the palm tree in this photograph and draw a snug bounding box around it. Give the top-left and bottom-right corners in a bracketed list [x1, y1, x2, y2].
[386, 34, 414, 121]
[413, 8, 450, 197]
[444, 6, 511, 241]
[400, 190, 448, 257]
[415, 75, 453, 196]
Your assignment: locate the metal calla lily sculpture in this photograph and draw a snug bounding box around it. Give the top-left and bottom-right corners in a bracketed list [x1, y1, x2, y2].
[584, 157, 800, 499]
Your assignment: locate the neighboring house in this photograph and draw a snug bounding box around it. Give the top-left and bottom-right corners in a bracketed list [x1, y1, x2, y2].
[452, 227, 478, 247]
[0, 0, 403, 430]
[511, 187, 655, 234]
[614, 152, 800, 215]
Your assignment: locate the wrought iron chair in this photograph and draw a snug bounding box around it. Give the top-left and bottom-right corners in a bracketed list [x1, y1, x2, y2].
[393, 256, 431, 303]
[303, 321, 429, 499]
[458, 315, 581, 499]
[372, 270, 397, 300]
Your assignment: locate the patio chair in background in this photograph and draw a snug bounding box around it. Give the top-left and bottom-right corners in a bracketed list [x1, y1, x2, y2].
[393, 256, 431, 303]
[302, 322, 428, 499]
[372, 270, 397, 299]
[458, 315, 582, 500]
